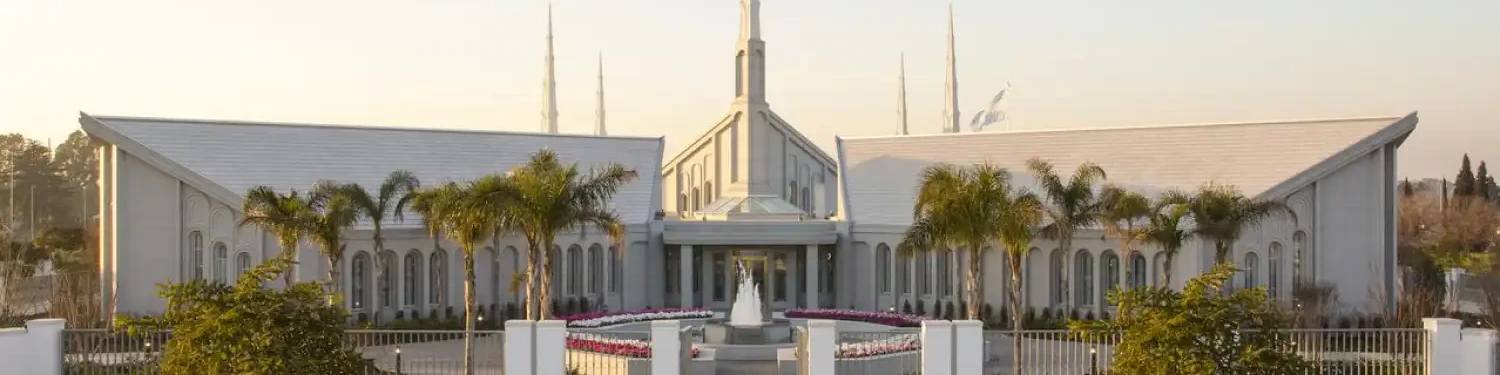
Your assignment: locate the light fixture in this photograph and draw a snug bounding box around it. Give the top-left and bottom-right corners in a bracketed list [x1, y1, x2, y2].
[395, 346, 401, 355]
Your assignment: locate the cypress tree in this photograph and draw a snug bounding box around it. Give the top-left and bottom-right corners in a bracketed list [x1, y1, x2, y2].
[1478, 161, 1493, 200]
[1487, 175, 1500, 202]
[1401, 178, 1414, 197]
[1455, 155, 1477, 198]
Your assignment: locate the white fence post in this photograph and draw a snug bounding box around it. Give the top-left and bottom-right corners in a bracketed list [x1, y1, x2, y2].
[536, 320, 568, 375]
[503, 320, 535, 375]
[806, 319, 837, 374]
[1461, 328, 1498, 374]
[1424, 318, 1461, 375]
[921, 320, 954, 375]
[954, 320, 983, 375]
[651, 320, 682, 375]
[4, 319, 65, 375]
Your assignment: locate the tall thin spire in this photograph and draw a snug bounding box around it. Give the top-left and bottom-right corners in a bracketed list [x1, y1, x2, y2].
[942, 3, 960, 134]
[541, 3, 560, 134]
[734, 0, 767, 104]
[898, 52, 909, 136]
[739, 0, 761, 41]
[595, 53, 607, 136]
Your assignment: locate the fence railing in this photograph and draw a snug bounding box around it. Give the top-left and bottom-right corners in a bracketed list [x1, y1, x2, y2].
[982, 330, 1120, 375]
[835, 329, 921, 375]
[62, 329, 507, 375]
[61, 328, 168, 375]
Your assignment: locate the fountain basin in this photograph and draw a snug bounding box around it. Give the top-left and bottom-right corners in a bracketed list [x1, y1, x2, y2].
[702, 318, 794, 345]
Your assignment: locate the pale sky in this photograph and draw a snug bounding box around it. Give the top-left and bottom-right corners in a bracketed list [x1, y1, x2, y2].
[2, 0, 1495, 179]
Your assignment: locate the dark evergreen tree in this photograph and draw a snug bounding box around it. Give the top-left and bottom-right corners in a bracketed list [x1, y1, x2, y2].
[1401, 178, 1414, 197]
[1455, 154, 1477, 198]
[1477, 161, 1493, 200]
[1487, 175, 1500, 202]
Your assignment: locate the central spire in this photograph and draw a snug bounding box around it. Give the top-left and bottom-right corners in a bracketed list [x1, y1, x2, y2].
[734, 0, 767, 104]
[942, 3, 960, 134]
[898, 52, 909, 136]
[541, 3, 560, 134]
[596, 53, 606, 136]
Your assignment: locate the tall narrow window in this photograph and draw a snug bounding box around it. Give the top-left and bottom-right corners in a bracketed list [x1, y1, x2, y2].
[1244, 252, 1259, 289]
[704, 182, 714, 205]
[773, 252, 787, 301]
[789, 182, 798, 207]
[1074, 250, 1093, 306]
[822, 249, 835, 295]
[1129, 252, 1147, 289]
[1293, 231, 1307, 287]
[897, 256, 909, 296]
[610, 246, 622, 293]
[713, 252, 727, 301]
[352, 252, 370, 310]
[235, 252, 251, 281]
[1102, 251, 1119, 305]
[430, 251, 446, 306]
[188, 231, 204, 280]
[589, 245, 604, 294]
[1269, 242, 1283, 298]
[405, 251, 421, 307]
[379, 252, 395, 308]
[665, 248, 679, 294]
[1050, 249, 1065, 305]
[876, 244, 892, 294]
[550, 246, 563, 298]
[936, 252, 951, 297]
[692, 188, 701, 211]
[917, 252, 930, 295]
[213, 242, 228, 284]
[801, 187, 811, 211]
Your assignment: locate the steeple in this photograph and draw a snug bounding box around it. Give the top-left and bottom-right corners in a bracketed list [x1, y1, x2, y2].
[734, 0, 767, 104]
[595, 53, 607, 136]
[942, 3, 960, 134]
[541, 3, 560, 134]
[898, 53, 909, 136]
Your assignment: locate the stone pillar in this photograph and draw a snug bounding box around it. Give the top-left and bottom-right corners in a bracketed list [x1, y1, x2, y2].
[1461, 328, 1498, 374]
[22, 319, 64, 375]
[651, 320, 683, 375]
[680, 245, 694, 308]
[535, 320, 567, 375]
[953, 320, 984, 375]
[805, 320, 837, 374]
[920, 320, 954, 375]
[1425, 318, 1461, 375]
[805, 244, 820, 308]
[503, 320, 534, 375]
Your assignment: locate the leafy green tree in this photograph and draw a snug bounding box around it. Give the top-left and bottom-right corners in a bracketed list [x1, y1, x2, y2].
[477, 149, 636, 320]
[307, 181, 361, 300]
[413, 180, 508, 375]
[1, 134, 72, 237]
[1477, 161, 1493, 200]
[1187, 183, 1288, 265]
[1070, 264, 1314, 375]
[897, 163, 1041, 320]
[52, 130, 98, 227]
[343, 170, 421, 303]
[1099, 185, 1150, 291]
[116, 256, 373, 375]
[1025, 158, 1107, 308]
[240, 187, 317, 287]
[1455, 154, 1476, 198]
[1135, 192, 1191, 286]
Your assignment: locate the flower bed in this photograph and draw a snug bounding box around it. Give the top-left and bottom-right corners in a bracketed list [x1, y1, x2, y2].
[560, 308, 714, 328]
[566, 333, 701, 358]
[837, 334, 921, 358]
[784, 309, 926, 327]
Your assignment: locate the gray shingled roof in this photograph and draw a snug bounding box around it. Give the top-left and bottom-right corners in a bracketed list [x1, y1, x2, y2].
[837, 115, 1415, 226]
[85, 115, 665, 227]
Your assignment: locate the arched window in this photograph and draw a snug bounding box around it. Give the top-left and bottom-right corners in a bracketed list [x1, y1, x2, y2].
[704, 181, 714, 205]
[876, 244, 892, 294]
[1101, 251, 1119, 306]
[1050, 249, 1065, 305]
[1153, 252, 1166, 287]
[691, 188, 701, 211]
[188, 231, 204, 280]
[379, 252, 395, 308]
[936, 251, 951, 297]
[1293, 231, 1307, 287]
[789, 181, 799, 207]
[551, 246, 563, 297]
[896, 254, 909, 296]
[404, 251, 421, 307]
[678, 194, 688, 212]
[352, 252, 370, 310]
[235, 252, 252, 281]
[801, 187, 811, 211]
[589, 244, 604, 294]
[1129, 252, 1147, 289]
[609, 246, 622, 293]
[1269, 242, 1283, 299]
[213, 242, 228, 284]
[1074, 250, 1094, 306]
[429, 250, 446, 306]
[917, 252, 930, 296]
[567, 245, 584, 296]
[1244, 252, 1259, 289]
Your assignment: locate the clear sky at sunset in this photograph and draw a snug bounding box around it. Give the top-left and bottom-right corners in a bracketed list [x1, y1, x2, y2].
[1, 0, 1495, 179]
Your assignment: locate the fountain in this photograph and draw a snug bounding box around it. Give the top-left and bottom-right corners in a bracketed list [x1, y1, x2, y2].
[702, 260, 793, 347]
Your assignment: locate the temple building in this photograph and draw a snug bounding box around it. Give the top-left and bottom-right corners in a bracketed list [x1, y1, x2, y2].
[85, 0, 1416, 319]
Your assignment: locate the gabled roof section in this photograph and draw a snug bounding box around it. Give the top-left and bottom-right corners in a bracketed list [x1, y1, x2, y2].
[662, 108, 836, 172]
[81, 113, 666, 226]
[837, 113, 1418, 226]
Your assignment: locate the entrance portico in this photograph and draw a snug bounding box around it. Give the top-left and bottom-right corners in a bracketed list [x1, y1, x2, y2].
[663, 219, 838, 311]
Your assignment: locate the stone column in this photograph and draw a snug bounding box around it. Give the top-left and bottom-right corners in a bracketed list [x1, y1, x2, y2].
[680, 245, 694, 308]
[806, 320, 837, 374]
[805, 244, 820, 308]
[503, 320, 534, 375]
[535, 320, 567, 375]
[1461, 328, 1499, 374]
[650, 320, 683, 375]
[953, 320, 984, 375]
[1425, 318, 1461, 375]
[920, 320, 954, 375]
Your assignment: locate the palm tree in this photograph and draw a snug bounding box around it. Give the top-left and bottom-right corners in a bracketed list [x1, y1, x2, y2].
[1187, 183, 1290, 265]
[415, 181, 505, 375]
[1134, 192, 1191, 286]
[1099, 185, 1150, 291]
[307, 181, 362, 303]
[479, 149, 637, 320]
[1025, 158, 1107, 309]
[344, 171, 421, 310]
[240, 186, 317, 287]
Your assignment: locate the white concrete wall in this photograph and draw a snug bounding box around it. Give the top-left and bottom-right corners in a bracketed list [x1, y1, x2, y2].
[113, 152, 182, 316]
[0, 319, 63, 375]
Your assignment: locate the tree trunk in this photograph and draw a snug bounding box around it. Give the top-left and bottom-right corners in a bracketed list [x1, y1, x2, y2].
[1215, 241, 1229, 265]
[523, 242, 538, 320]
[1163, 252, 1174, 287]
[327, 256, 341, 308]
[1059, 234, 1072, 310]
[281, 237, 298, 288]
[1007, 251, 1025, 375]
[462, 243, 477, 375]
[538, 240, 555, 320]
[966, 246, 983, 319]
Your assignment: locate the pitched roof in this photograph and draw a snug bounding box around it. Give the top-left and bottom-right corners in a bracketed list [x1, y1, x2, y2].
[836, 113, 1418, 226]
[82, 114, 665, 227]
